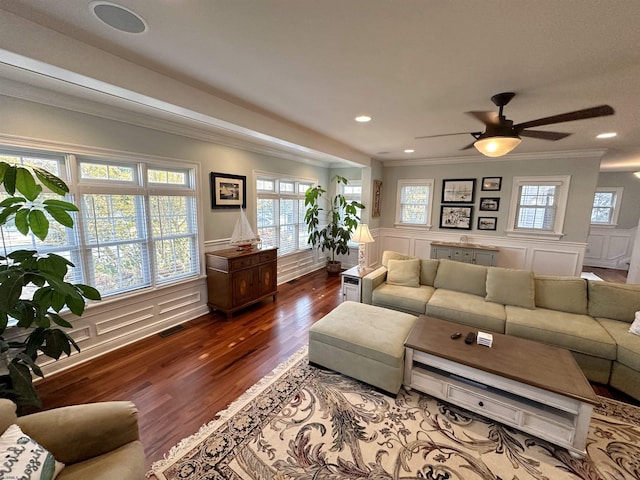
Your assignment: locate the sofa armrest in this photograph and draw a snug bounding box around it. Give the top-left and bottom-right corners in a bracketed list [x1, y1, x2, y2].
[362, 266, 388, 304]
[17, 401, 141, 465]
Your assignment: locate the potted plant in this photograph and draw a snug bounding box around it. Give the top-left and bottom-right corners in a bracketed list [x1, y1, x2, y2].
[0, 161, 101, 410]
[304, 175, 364, 275]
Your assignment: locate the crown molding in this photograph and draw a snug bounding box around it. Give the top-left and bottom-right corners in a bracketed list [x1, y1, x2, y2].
[0, 72, 358, 169]
[382, 149, 608, 168]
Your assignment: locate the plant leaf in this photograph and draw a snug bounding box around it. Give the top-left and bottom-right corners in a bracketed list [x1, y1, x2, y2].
[76, 284, 102, 300]
[33, 167, 69, 195]
[44, 205, 74, 228]
[8, 361, 41, 408]
[28, 209, 49, 241]
[2, 164, 17, 195]
[43, 199, 79, 211]
[15, 167, 39, 201]
[14, 208, 29, 235]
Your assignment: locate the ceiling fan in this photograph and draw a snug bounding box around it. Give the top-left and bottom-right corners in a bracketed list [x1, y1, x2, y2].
[416, 92, 615, 157]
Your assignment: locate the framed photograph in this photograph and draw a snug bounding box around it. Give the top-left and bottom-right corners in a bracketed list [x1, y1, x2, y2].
[442, 178, 475, 204]
[481, 176, 502, 191]
[210, 172, 246, 209]
[478, 216, 497, 230]
[440, 206, 473, 230]
[479, 197, 500, 211]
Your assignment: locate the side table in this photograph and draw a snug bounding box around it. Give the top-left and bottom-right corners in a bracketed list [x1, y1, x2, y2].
[341, 266, 374, 303]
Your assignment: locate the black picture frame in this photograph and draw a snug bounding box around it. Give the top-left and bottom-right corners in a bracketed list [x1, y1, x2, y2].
[210, 172, 246, 209]
[442, 178, 476, 204]
[440, 206, 473, 230]
[478, 216, 497, 230]
[481, 176, 502, 191]
[479, 197, 500, 211]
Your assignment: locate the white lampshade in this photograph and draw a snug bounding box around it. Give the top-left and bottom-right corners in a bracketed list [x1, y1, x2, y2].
[352, 224, 374, 243]
[474, 136, 522, 157]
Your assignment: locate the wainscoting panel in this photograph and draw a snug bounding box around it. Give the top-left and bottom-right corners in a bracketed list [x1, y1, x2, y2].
[375, 227, 587, 276]
[585, 227, 635, 269]
[34, 277, 210, 377]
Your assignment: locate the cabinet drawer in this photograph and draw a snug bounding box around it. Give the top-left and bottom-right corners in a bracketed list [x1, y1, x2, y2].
[257, 250, 277, 264]
[447, 385, 519, 424]
[230, 256, 254, 270]
[411, 369, 446, 397]
[521, 412, 574, 444]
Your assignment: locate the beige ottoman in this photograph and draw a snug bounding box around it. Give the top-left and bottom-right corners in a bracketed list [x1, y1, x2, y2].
[308, 301, 417, 394]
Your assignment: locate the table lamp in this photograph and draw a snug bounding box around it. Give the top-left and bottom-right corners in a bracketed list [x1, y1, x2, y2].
[351, 224, 374, 271]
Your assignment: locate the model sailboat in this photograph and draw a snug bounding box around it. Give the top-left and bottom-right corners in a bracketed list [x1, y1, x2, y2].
[230, 207, 261, 250]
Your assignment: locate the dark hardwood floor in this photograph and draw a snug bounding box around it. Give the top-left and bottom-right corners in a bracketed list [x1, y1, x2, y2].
[36, 269, 343, 465]
[34, 265, 635, 467]
[582, 266, 628, 283]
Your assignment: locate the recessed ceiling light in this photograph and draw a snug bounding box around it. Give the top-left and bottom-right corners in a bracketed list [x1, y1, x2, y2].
[404, 149, 415, 153]
[90, 1, 147, 34]
[355, 115, 372, 123]
[596, 132, 617, 139]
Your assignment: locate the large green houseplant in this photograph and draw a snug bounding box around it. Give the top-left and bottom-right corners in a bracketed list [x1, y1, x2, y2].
[304, 175, 364, 274]
[0, 161, 101, 409]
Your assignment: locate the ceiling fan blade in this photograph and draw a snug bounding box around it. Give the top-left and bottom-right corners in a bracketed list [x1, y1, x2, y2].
[519, 130, 572, 141]
[466, 111, 500, 126]
[514, 105, 614, 130]
[415, 132, 476, 140]
[460, 141, 476, 150]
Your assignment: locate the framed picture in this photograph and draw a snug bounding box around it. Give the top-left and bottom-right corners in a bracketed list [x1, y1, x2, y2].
[478, 216, 497, 230]
[372, 179, 382, 217]
[210, 172, 246, 209]
[440, 206, 473, 230]
[481, 176, 502, 191]
[479, 197, 500, 211]
[442, 178, 475, 204]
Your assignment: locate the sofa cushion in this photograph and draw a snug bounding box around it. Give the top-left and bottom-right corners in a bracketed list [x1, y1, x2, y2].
[534, 275, 588, 315]
[485, 267, 535, 309]
[505, 306, 617, 360]
[419, 259, 440, 286]
[588, 281, 640, 323]
[381, 250, 415, 268]
[596, 317, 640, 371]
[373, 284, 434, 315]
[387, 259, 420, 287]
[433, 259, 488, 297]
[426, 288, 506, 333]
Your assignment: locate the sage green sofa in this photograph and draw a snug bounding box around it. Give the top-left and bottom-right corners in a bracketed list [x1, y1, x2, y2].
[362, 251, 640, 400]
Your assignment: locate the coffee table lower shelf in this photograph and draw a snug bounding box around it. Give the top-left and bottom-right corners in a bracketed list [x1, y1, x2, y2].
[404, 348, 594, 457]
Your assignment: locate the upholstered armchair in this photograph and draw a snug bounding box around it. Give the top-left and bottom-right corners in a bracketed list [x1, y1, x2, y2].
[0, 399, 147, 480]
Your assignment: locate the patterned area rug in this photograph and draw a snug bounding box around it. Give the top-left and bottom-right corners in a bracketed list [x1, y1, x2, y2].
[149, 347, 640, 480]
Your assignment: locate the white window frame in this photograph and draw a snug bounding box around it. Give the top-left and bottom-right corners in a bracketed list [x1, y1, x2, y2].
[506, 175, 571, 240]
[590, 187, 623, 227]
[394, 179, 434, 229]
[0, 145, 201, 299]
[255, 171, 316, 256]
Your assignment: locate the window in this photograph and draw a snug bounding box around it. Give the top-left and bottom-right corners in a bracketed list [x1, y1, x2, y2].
[395, 179, 434, 227]
[340, 180, 362, 219]
[591, 187, 623, 226]
[256, 173, 314, 255]
[507, 175, 570, 240]
[1, 147, 200, 299]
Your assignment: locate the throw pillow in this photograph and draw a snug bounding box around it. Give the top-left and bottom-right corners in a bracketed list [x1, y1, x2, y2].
[485, 267, 535, 309]
[381, 251, 415, 268]
[387, 259, 421, 288]
[630, 311, 640, 336]
[0, 424, 64, 480]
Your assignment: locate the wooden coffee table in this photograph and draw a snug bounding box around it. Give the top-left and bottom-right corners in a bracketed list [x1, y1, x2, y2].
[404, 316, 598, 456]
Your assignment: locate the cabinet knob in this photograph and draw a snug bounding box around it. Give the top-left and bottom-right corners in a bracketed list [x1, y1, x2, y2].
[478, 401, 484, 407]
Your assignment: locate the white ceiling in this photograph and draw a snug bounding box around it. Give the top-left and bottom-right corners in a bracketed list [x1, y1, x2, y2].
[2, 0, 640, 170]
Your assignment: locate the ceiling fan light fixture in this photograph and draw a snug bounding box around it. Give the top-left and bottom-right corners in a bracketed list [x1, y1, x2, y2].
[474, 136, 521, 157]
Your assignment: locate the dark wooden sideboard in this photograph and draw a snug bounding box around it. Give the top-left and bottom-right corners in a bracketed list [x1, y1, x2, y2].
[205, 247, 278, 317]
